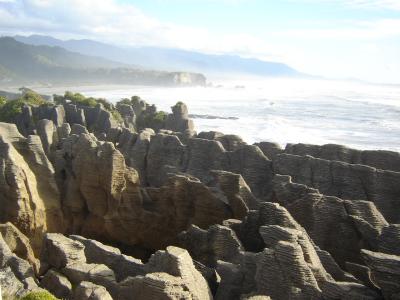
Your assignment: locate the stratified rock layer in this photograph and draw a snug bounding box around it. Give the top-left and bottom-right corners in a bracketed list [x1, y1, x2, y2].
[0, 98, 400, 300]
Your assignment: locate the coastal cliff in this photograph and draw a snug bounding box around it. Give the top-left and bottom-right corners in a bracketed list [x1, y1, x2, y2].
[0, 92, 399, 299]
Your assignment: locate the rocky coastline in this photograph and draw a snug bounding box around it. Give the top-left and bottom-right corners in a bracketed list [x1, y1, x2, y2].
[0, 93, 399, 299]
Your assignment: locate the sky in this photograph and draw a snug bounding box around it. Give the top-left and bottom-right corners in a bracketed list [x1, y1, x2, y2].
[0, 0, 400, 83]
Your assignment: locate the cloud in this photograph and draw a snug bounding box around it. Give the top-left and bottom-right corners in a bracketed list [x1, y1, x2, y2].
[278, 19, 400, 40]
[0, 0, 283, 59]
[0, 0, 399, 83]
[298, 0, 400, 10]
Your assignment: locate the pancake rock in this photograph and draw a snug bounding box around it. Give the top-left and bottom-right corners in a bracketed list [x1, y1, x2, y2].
[270, 174, 400, 269]
[40, 234, 212, 300]
[55, 132, 256, 250]
[273, 153, 400, 223]
[0, 123, 64, 252]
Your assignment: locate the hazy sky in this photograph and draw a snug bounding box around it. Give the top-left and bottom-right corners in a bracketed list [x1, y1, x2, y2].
[1, 0, 399, 83]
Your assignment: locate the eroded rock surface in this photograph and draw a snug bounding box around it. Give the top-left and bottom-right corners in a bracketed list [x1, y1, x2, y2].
[1, 98, 400, 300]
[274, 153, 400, 223]
[0, 123, 64, 253]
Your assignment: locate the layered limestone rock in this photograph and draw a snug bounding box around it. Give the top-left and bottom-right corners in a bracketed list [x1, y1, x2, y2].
[36, 119, 58, 159]
[74, 281, 113, 300]
[285, 142, 400, 172]
[180, 202, 378, 299]
[14, 101, 120, 141]
[143, 134, 273, 198]
[39, 234, 212, 300]
[116, 103, 136, 131]
[165, 102, 195, 134]
[256, 142, 400, 172]
[1, 97, 400, 299]
[270, 174, 400, 267]
[198, 131, 247, 151]
[253, 142, 282, 160]
[0, 222, 39, 273]
[361, 249, 400, 299]
[146, 133, 186, 186]
[40, 269, 73, 299]
[273, 153, 400, 223]
[0, 123, 64, 253]
[0, 232, 39, 298]
[121, 246, 212, 300]
[69, 235, 145, 281]
[55, 132, 255, 250]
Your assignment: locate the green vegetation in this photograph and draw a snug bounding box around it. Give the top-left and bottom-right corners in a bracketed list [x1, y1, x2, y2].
[116, 95, 142, 109]
[0, 95, 7, 106]
[117, 98, 132, 106]
[0, 91, 46, 122]
[64, 91, 97, 107]
[96, 98, 113, 111]
[19, 290, 59, 300]
[20, 91, 46, 106]
[54, 91, 123, 123]
[131, 95, 141, 106]
[137, 110, 167, 131]
[154, 111, 167, 122]
[111, 109, 123, 123]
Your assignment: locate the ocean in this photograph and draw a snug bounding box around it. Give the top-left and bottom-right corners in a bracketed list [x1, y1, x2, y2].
[36, 78, 400, 152]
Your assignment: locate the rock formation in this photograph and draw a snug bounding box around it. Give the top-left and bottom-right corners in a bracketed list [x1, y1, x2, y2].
[39, 234, 212, 300]
[0, 96, 399, 299]
[273, 153, 400, 223]
[0, 123, 64, 253]
[270, 174, 400, 267]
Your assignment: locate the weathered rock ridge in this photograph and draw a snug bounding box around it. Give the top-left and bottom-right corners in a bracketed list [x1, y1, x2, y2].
[0, 96, 399, 299]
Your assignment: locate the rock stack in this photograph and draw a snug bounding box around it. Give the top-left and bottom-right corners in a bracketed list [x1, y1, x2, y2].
[0, 96, 399, 299]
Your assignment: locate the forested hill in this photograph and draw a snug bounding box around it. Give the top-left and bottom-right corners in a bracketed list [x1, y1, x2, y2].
[0, 37, 206, 86]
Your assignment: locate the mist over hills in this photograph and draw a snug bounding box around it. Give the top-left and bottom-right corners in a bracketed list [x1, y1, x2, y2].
[0, 37, 206, 87]
[14, 34, 301, 77]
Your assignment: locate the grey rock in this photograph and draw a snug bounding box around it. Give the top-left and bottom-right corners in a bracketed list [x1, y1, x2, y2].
[51, 105, 66, 127]
[165, 102, 195, 133]
[64, 103, 86, 126]
[73, 281, 113, 300]
[146, 133, 186, 186]
[285, 142, 400, 172]
[41, 233, 86, 269]
[0, 124, 64, 252]
[71, 124, 89, 135]
[197, 131, 225, 140]
[273, 153, 400, 223]
[36, 119, 57, 158]
[216, 134, 246, 151]
[184, 138, 229, 183]
[179, 224, 244, 267]
[62, 262, 118, 297]
[85, 104, 119, 134]
[120, 246, 212, 300]
[270, 174, 395, 266]
[40, 269, 72, 299]
[378, 224, 400, 255]
[122, 128, 154, 184]
[254, 141, 283, 160]
[70, 235, 145, 281]
[0, 222, 39, 274]
[345, 261, 378, 290]
[15, 105, 35, 136]
[57, 123, 71, 139]
[0, 266, 24, 298]
[361, 249, 400, 299]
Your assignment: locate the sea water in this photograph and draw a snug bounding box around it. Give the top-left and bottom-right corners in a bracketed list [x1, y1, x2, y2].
[54, 78, 400, 152]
